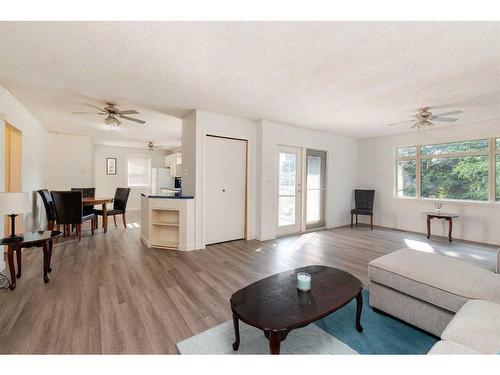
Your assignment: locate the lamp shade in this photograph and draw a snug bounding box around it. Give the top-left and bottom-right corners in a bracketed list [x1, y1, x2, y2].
[0, 192, 31, 215]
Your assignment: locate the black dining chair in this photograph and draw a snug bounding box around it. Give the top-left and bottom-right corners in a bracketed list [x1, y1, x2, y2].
[37, 189, 56, 230]
[350, 189, 375, 230]
[71, 187, 96, 217]
[94, 187, 131, 229]
[51, 191, 95, 241]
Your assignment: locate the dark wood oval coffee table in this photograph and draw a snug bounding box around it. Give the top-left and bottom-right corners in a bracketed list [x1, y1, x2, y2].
[230, 265, 363, 354]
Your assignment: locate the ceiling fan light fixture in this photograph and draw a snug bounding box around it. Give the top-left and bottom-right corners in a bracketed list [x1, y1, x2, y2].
[104, 114, 120, 126]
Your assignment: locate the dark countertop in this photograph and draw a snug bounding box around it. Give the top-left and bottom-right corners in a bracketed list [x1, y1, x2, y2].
[141, 193, 194, 199]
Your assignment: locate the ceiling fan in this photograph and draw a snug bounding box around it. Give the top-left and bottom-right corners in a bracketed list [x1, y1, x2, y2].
[72, 103, 146, 127]
[146, 141, 167, 151]
[387, 107, 463, 129]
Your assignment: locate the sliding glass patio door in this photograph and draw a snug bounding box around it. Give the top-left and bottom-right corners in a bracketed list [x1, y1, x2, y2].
[277, 145, 302, 236]
[305, 149, 326, 230]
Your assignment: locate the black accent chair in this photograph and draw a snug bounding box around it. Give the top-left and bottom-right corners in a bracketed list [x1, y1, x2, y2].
[94, 187, 131, 229]
[37, 189, 56, 230]
[350, 189, 375, 230]
[51, 191, 95, 241]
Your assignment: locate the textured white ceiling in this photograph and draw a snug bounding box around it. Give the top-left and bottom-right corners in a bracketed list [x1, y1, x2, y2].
[0, 21, 499, 141]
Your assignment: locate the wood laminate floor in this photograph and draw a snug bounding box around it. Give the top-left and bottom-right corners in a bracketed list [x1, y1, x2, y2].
[0, 211, 497, 354]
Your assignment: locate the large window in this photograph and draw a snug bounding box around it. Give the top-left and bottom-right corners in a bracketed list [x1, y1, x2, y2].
[396, 138, 500, 203]
[127, 157, 151, 187]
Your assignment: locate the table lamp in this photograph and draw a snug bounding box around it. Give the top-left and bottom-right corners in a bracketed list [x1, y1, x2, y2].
[0, 192, 31, 242]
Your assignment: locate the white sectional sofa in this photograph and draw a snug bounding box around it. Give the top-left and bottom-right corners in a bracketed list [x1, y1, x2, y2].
[428, 299, 500, 354]
[368, 248, 500, 354]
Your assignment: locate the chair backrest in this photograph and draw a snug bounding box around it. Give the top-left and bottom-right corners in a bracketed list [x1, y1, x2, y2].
[51, 191, 83, 224]
[37, 189, 56, 221]
[71, 188, 96, 216]
[354, 189, 375, 210]
[113, 188, 131, 212]
[71, 187, 95, 198]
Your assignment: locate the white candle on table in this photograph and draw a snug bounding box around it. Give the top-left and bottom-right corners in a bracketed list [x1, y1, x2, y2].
[297, 272, 311, 291]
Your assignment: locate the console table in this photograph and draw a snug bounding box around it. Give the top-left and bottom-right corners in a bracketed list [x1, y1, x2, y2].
[1, 230, 62, 290]
[423, 212, 459, 242]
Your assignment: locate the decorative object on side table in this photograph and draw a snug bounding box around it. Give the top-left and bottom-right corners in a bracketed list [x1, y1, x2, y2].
[0, 192, 31, 242]
[106, 157, 117, 175]
[296, 272, 311, 292]
[433, 201, 443, 214]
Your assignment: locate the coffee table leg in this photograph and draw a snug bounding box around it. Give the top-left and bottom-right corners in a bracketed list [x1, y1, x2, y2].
[269, 331, 281, 354]
[355, 291, 363, 333]
[426, 216, 431, 239]
[448, 218, 453, 242]
[232, 313, 240, 351]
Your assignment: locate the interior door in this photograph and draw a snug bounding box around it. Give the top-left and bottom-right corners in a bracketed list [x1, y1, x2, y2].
[205, 136, 246, 245]
[277, 145, 302, 236]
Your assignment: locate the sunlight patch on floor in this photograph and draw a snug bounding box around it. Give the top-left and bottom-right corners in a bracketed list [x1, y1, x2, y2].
[403, 239, 435, 253]
[286, 232, 317, 251]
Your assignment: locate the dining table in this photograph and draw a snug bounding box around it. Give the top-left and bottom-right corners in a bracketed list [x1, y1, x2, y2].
[83, 197, 114, 233]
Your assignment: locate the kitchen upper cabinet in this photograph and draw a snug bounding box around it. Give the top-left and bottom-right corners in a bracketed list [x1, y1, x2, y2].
[165, 153, 182, 177]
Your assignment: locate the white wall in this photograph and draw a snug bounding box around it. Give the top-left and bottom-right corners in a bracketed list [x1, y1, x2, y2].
[182, 110, 258, 248]
[258, 120, 359, 240]
[182, 110, 359, 247]
[48, 133, 94, 190]
[0, 84, 50, 271]
[181, 110, 196, 196]
[357, 123, 500, 245]
[94, 145, 166, 210]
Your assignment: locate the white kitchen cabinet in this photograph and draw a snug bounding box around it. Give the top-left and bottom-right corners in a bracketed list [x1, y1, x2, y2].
[164, 153, 182, 177]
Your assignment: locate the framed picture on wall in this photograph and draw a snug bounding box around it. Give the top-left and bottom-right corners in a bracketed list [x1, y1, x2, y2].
[106, 158, 117, 175]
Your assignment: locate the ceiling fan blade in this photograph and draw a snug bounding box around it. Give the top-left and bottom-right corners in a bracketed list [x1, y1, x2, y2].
[117, 110, 139, 115]
[432, 110, 463, 117]
[120, 115, 146, 124]
[387, 119, 414, 126]
[71, 111, 104, 115]
[410, 122, 421, 129]
[431, 117, 459, 122]
[84, 103, 106, 112]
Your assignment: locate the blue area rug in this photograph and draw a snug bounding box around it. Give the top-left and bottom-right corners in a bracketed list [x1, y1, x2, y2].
[314, 290, 438, 354]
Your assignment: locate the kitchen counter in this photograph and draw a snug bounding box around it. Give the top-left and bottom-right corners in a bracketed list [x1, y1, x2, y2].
[140, 195, 196, 251]
[141, 193, 194, 199]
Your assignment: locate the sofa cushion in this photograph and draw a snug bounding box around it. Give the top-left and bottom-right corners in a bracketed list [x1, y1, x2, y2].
[441, 300, 500, 354]
[427, 340, 480, 354]
[369, 248, 500, 312]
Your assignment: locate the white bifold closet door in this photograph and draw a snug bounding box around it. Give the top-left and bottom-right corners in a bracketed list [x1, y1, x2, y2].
[205, 135, 246, 245]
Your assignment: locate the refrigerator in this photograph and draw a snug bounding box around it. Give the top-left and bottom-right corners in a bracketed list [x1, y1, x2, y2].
[151, 168, 175, 195]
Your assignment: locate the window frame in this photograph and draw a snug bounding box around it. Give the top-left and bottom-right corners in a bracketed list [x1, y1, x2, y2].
[127, 156, 152, 188]
[394, 137, 499, 204]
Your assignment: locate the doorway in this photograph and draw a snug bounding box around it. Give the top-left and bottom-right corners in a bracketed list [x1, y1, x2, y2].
[276, 145, 302, 236]
[276, 146, 327, 236]
[305, 149, 327, 230]
[4, 123, 23, 238]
